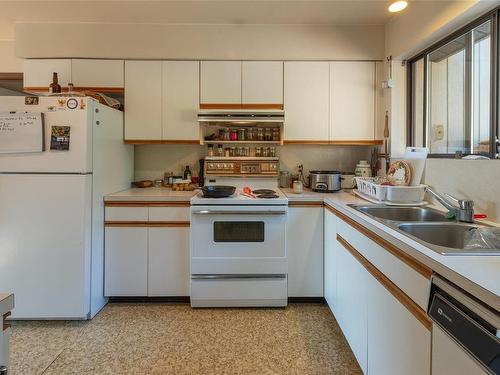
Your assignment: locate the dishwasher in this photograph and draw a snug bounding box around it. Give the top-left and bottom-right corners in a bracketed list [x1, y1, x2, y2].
[428, 275, 500, 375]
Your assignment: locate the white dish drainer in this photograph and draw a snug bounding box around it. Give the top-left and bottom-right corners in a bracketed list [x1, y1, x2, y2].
[355, 177, 427, 204]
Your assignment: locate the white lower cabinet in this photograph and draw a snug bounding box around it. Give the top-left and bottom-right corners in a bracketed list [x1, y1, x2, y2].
[104, 227, 149, 296]
[287, 206, 324, 297]
[367, 274, 431, 375]
[148, 227, 190, 297]
[325, 207, 431, 375]
[335, 235, 368, 373]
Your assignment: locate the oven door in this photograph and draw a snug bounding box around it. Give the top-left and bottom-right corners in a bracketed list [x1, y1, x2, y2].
[190, 205, 287, 275]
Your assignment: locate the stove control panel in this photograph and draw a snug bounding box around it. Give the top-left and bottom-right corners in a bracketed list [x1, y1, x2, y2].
[205, 159, 279, 177]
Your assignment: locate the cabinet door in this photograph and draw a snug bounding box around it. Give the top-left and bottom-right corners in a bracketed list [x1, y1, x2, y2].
[200, 61, 241, 104]
[336, 237, 368, 373]
[284, 62, 329, 141]
[367, 273, 431, 375]
[324, 208, 338, 311]
[330, 62, 375, 141]
[242, 61, 283, 105]
[148, 227, 190, 296]
[124, 61, 162, 140]
[287, 206, 323, 297]
[71, 59, 124, 88]
[162, 61, 199, 141]
[23, 59, 72, 88]
[104, 227, 148, 296]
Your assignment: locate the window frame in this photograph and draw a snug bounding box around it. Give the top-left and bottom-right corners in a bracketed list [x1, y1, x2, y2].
[407, 7, 499, 158]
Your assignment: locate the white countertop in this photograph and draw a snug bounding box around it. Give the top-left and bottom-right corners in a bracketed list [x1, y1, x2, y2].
[0, 293, 14, 317]
[323, 192, 500, 312]
[281, 187, 348, 201]
[105, 187, 198, 202]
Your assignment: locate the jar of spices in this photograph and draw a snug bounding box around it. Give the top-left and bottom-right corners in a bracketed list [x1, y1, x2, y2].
[218, 128, 226, 141]
[272, 128, 280, 141]
[270, 147, 276, 157]
[224, 148, 230, 157]
[217, 144, 223, 156]
[244, 147, 250, 157]
[247, 128, 254, 141]
[257, 128, 264, 141]
[262, 147, 269, 157]
[224, 128, 230, 141]
[250, 147, 256, 157]
[264, 128, 272, 141]
[207, 144, 214, 157]
[230, 147, 235, 157]
[237, 128, 246, 141]
[237, 147, 244, 157]
[230, 129, 238, 141]
[255, 147, 261, 157]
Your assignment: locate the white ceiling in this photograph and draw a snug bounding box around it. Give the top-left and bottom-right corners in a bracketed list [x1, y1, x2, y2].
[0, 0, 399, 39]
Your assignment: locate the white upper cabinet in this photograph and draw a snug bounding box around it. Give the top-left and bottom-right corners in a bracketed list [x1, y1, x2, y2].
[201, 61, 242, 104]
[162, 61, 200, 140]
[242, 61, 283, 105]
[23, 59, 72, 88]
[284, 62, 330, 141]
[71, 59, 124, 88]
[124, 60, 162, 140]
[330, 61, 376, 141]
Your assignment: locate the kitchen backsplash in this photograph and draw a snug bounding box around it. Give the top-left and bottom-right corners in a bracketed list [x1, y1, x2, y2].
[134, 144, 373, 181]
[423, 159, 500, 222]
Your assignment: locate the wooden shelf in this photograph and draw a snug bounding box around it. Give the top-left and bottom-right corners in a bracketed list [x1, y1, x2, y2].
[203, 140, 281, 145]
[205, 157, 279, 161]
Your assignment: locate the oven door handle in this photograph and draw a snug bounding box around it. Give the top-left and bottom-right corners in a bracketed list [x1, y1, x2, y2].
[191, 210, 287, 215]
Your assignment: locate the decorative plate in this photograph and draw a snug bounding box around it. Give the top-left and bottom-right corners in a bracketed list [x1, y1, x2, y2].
[387, 160, 412, 186]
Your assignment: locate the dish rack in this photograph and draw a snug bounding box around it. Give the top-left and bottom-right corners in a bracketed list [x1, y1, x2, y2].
[355, 177, 427, 204]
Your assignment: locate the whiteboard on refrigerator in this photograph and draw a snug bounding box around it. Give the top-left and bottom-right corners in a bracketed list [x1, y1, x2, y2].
[0, 112, 45, 153]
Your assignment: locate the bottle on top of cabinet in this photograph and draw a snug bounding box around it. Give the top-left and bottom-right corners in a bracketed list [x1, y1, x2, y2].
[49, 72, 62, 94]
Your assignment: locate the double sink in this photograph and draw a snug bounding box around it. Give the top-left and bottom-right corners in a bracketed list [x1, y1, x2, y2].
[349, 205, 500, 256]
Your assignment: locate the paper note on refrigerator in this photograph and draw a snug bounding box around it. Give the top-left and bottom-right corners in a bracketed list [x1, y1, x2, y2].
[0, 112, 45, 153]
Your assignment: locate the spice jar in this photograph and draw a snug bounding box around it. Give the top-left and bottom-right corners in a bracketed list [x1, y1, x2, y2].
[272, 128, 280, 141]
[230, 129, 238, 141]
[264, 128, 272, 141]
[230, 147, 235, 157]
[237, 128, 246, 141]
[207, 144, 214, 157]
[270, 147, 276, 157]
[257, 128, 264, 141]
[224, 128, 230, 141]
[255, 147, 262, 157]
[217, 144, 223, 156]
[224, 148, 230, 157]
[262, 147, 269, 157]
[247, 128, 254, 141]
[218, 128, 226, 141]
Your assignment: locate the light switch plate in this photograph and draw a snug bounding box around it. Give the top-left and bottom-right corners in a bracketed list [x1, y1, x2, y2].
[433, 124, 444, 141]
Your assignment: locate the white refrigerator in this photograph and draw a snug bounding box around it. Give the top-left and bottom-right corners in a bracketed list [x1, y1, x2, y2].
[0, 96, 133, 319]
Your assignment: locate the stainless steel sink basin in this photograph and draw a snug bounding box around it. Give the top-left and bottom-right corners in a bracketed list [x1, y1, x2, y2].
[349, 204, 500, 255]
[352, 205, 449, 222]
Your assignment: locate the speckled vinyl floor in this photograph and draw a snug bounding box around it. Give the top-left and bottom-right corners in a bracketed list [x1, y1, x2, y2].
[10, 303, 361, 375]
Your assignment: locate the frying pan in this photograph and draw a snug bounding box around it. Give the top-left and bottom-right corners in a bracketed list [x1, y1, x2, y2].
[201, 185, 236, 198]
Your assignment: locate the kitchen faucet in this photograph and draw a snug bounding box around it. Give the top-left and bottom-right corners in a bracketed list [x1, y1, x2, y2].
[426, 187, 474, 223]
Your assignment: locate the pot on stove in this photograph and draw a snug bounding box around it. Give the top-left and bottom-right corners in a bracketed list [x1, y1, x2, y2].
[308, 171, 341, 193]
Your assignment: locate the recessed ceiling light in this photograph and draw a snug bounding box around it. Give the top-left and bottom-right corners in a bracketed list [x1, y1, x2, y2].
[388, 0, 408, 13]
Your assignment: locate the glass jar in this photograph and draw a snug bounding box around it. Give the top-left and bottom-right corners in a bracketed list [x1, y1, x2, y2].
[224, 128, 230, 141]
[262, 147, 269, 157]
[230, 129, 238, 141]
[224, 148, 230, 157]
[279, 171, 290, 188]
[207, 144, 214, 157]
[217, 144, 224, 157]
[250, 147, 256, 157]
[230, 147, 235, 157]
[247, 128, 254, 141]
[257, 128, 264, 141]
[264, 128, 272, 141]
[218, 128, 226, 141]
[255, 147, 261, 157]
[237, 147, 243, 157]
[272, 128, 280, 141]
[244, 147, 250, 157]
[270, 147, 276, 157]
[237, 128, 246, 141]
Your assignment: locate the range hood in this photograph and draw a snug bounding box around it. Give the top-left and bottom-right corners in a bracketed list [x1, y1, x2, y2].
[197, 109, 285, 124]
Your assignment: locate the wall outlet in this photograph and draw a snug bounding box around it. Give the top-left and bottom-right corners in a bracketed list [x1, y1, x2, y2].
[433, 124, 444, 141]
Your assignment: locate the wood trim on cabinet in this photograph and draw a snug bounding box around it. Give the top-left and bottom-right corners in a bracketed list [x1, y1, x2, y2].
[283, 140, 384, 146]
[336, 234, 432, 331]
[105, 201, 191, 207]
[24, 86, 125, 94]
[105, 221, 190, 228]
[0, 72, 23, 80]
[3, 311, 11, 331]
[200, 103, 284, 110]
[325, 204, 433, 280]
[288, 201, 324, 207]
[123, 140, 200, 145]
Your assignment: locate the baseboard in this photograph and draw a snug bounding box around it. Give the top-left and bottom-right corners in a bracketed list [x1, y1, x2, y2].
[109, 296, 190, 303]
[288, 297, 326, 303]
